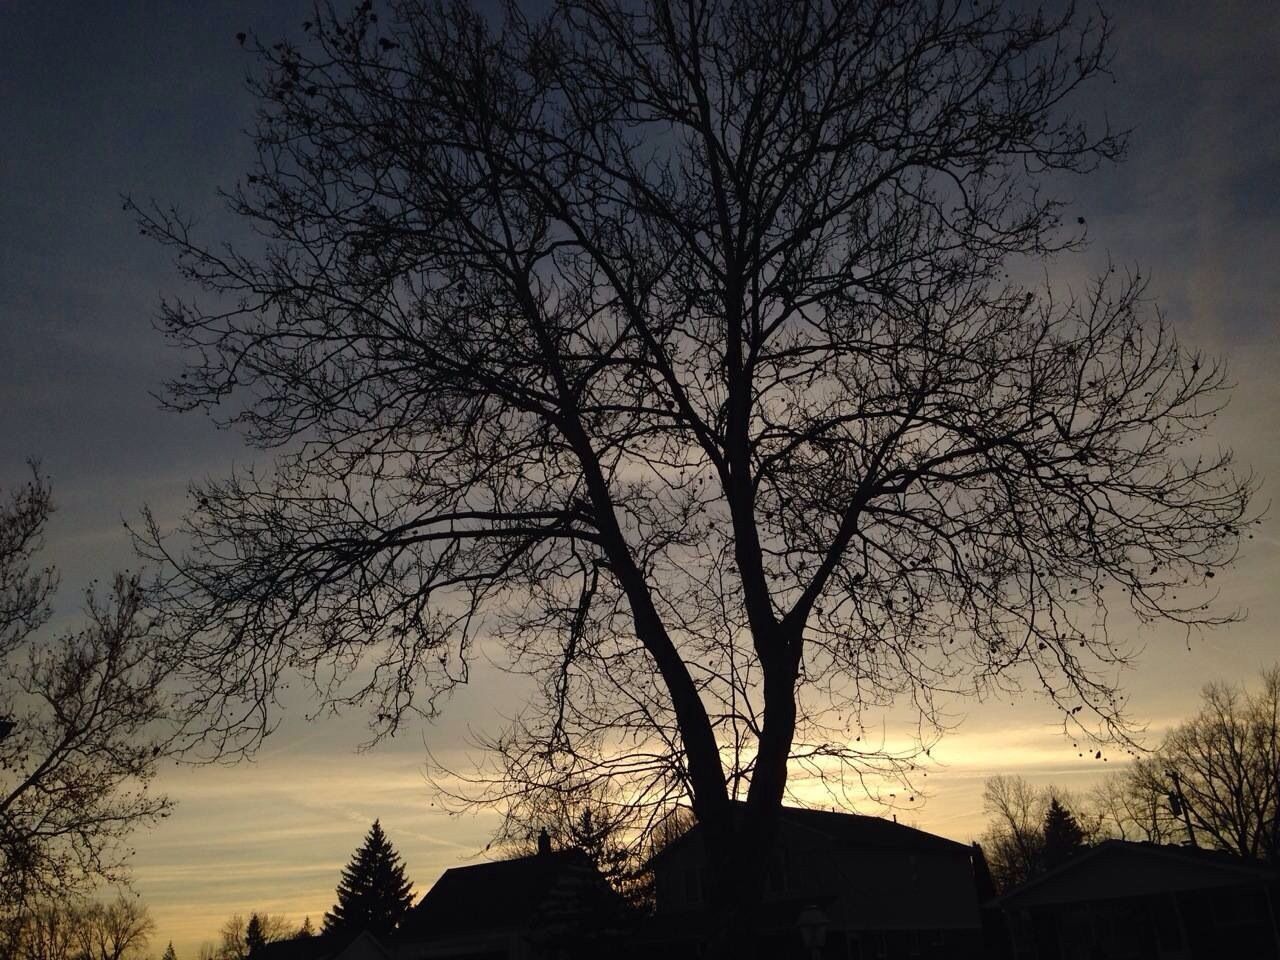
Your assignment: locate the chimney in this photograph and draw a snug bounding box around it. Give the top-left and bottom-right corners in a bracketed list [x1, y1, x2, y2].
[537, 827, 552, 856]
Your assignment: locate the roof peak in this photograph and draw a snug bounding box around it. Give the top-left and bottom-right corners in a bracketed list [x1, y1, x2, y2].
[651, 800, 970, 864]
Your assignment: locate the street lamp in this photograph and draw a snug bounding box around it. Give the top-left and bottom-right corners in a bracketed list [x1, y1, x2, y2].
[797, 904, 829, 960]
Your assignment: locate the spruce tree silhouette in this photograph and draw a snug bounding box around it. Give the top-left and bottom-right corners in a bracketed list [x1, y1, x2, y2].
[1041, 798, 1087, 871]
[323, 821, 414, 938]
[245, 914, 266, 957]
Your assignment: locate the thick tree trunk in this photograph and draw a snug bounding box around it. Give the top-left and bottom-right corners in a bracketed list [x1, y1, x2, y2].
[697, 634, 801, 960]
[697, 793, 786, 960]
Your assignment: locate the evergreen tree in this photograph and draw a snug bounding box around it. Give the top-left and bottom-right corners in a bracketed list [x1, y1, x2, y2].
[565, 807, 632, 893]
[297, 917, 315, 938]
[323, 821, 414, 937]
[1041, 797, 1087, 870]
[244, 914, 266, 957]
[162, 942, 178, 960]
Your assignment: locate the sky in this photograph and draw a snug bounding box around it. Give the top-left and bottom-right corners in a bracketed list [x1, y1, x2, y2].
[1, 0, 1278, 955]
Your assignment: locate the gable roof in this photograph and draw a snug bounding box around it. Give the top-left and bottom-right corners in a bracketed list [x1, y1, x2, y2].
[253, 930, 390, 960]
[775, 804, 973, 855]
[254, 937, 329, 960]
[331, 930, 392, 960]
[997, 840, 1280, 907]
[651, 802, 971, 865]
[398, 848, 621, 941]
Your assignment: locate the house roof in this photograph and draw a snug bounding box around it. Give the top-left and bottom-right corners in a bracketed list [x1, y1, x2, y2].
[996, 839, 1280, 907]
[253, 930, 390, 960]
[331, 930, 393, 960]
[651, 802, 972, 864]
[773, 804, 973, 855]
[254, 937, 330, 960]
[398, 848, 621, 941]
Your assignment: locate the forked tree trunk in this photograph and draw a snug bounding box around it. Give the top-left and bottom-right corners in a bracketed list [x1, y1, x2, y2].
[690, 639, 800, 960]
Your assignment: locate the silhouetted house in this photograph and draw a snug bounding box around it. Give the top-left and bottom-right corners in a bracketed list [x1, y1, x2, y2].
[993, 839, 1280, 959]
[254, 931, 390, 960]
[396, 836, 630, 960]
[645, 803, 988, 959]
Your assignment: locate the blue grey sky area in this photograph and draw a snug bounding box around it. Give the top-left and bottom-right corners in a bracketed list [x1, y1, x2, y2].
[1, 0, 1278, 954]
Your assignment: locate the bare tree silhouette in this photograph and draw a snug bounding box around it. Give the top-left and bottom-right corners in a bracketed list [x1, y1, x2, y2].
[131, 0, 1255, 942]
[76, 894, 156, 960]
[1133, 667, 1280, 860]
[8, 894, 156, 960]
[0, 468, 175, 922]
[1089, 763, 1177, 845]
[215, 912, 293, 960]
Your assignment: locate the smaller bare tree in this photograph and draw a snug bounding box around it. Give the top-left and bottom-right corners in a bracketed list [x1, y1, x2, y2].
[981, 775, 1048, 892]
[980, 776, 1102, 891]
[985, 667, 1280, 873]
[76, 894, 156, 960]
[7, 894, 155, 960]
[10, 900, 78, 960]
[1090, 760, 1178, 844]
[1151, 667, 1280, 859]
[0, 467, 178, 918]
[216, 912, 294, 960]
[216, 915, 247, 960]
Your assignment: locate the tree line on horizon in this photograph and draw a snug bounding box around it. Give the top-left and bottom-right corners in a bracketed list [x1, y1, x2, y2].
[2, 893, 156, 960]
[193, 819, 414, 960]
[980, 663, 1280, 892]
[1, 466, 1275, 946]
[2, 466, 1275, 950]
[1, 819, 413, 960]
[196, 665, 1280, 951]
